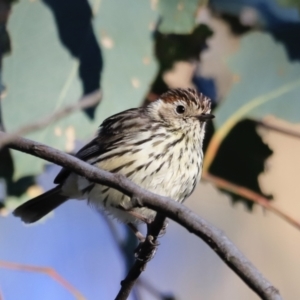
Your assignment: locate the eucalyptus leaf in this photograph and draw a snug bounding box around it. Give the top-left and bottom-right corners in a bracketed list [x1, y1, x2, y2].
[276, 0, 300, 11]
[214, 32, 300, 132]
[2, 0, 158, 184]
[158, 0, 207, 34]
[204, 32, 300, 207]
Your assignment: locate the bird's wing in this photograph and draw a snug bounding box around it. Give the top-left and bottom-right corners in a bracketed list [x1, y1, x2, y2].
[54, 138, 103, 184]
[54, 107, 147, 184]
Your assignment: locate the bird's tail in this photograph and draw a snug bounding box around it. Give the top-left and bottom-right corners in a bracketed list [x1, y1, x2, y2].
[13, 186, 68, 224]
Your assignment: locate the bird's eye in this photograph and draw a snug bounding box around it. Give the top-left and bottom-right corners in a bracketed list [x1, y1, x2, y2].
[176, 105, 185, 114]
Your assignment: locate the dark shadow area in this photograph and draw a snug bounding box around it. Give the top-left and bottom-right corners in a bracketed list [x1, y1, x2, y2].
[43, 0, 103, 119]
[208, 119, 273, 209]
[142, 24, 213, 106]
[0, 103, 35, 204]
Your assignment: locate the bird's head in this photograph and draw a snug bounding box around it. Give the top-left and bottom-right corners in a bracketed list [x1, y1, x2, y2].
[146, 88, 214, 130]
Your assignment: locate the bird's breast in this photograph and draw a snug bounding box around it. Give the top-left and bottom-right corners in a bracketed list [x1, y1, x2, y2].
[75, 127, 203, 223]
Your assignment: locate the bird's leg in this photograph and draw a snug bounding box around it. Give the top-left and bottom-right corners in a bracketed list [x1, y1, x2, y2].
[127, 210, 153, 224]
[134, 222, 159, 262]
[116, 204, 153, 224]
[127, 222, 145, 243]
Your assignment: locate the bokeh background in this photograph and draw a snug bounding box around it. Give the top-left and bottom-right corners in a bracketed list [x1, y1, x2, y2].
[0, 0, 300, 299]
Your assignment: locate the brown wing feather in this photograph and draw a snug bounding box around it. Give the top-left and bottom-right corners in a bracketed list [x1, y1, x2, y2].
[54, 139, 103, 184]
[54, 107, 146, 184]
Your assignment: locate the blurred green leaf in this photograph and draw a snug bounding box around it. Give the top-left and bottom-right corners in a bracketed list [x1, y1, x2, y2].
[158, 0, 207, 34]
[205, 32, 300, 172]
[204, 32, 300, 207]
[145, 24, 212, 100]
[214, 32, 300, 131]
[276, 0, 300, 10]
[2, 0, 158, 188]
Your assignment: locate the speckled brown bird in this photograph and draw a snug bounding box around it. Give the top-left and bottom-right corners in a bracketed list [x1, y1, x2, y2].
[13, 88, 214, 225]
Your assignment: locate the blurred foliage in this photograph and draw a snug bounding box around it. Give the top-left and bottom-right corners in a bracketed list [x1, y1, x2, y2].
[2, 0, 158, 202]
[204, 31, 300, 207]
[146, 24, 212, 99]
[155, 25, 212, 70]
[1, 0, 210, 204]
[218, 12, 252, 35]
[277, 0, 300, 10]
[1, 1, 300, 299]
[1, 0, 299, 212]
[214, 32, 300, 129]
[0, 26, 11, 55]
[208, 120, 273, 209]
[158, 0, 206, 34]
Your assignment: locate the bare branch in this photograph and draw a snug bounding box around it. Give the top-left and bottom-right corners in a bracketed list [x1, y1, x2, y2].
[1, 132, 282, 300]
[0, 260, 86, 300]
[203, 172, 300, 231]
[0, 90, 101, 148]
[101, 212, 169, 300]
[253, 119, 300, 139]
[115, 214, 166, 300]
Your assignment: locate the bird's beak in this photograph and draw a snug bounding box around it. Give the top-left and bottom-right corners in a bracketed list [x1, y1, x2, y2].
[197, 113, 215, 121]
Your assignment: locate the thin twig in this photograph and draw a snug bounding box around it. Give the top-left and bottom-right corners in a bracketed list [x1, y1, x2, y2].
[253, 119, 300, 139]
[203, 172, 300, 230]
[101, 213, 169, 300]
[0, 260, 86, 300]
[100, 214, 141, 300]
[2, 132, 282, 300]
[115, 214, 166, 300]
[0, 90, 101, 148]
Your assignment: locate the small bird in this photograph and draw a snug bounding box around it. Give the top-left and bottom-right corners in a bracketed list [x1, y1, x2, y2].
[13, 88, 214, 225]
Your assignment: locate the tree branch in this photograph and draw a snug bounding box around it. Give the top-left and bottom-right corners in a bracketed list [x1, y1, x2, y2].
[203, 172, 300, 231]
[101, 212, 171, 300]
[0, 260, 86, 300]
[1, 132, 282, 300]
[115, 214, 166, 300]
[253, 119, 300, 139]
[0, 90, 101, 148]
